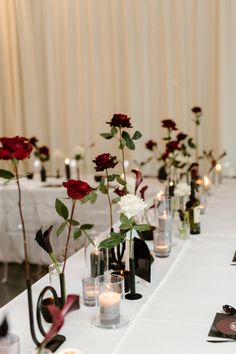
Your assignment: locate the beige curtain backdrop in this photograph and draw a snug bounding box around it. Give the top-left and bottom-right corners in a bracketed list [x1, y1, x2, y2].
[0, 0, 235, 174]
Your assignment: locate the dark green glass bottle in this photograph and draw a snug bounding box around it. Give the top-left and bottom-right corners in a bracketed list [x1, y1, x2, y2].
[186, 180, 201, 234]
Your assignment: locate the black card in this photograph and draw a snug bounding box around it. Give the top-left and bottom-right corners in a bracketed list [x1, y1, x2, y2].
[134, 237, 152, 283]
[208, 313, 236, 339]
[232, 251, 236, 263]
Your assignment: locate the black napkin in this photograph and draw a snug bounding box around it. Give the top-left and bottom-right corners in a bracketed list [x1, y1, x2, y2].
[232, 251, 236, 263]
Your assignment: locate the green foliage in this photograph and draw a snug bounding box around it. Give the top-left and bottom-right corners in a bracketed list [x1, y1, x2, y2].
[132, 130, 142, 140]
[100, 132, 113, 139]
[74, 228, 82, 239]
[133, 224, 151, 232]
[116, 175, 126, 186]
[99, 233, 125, 248]
[57, 221, 67, 236]
[55, 198, 69, 220]
[122, 131, 135, 150]
[0, 169, 14, 180]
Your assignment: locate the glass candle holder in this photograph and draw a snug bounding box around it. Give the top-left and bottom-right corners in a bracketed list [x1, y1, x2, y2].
[93, 274, 128, 329]
[31, 349, 52, 354]
[82, 277, 98, 307]
[49, 262, 64, 295]
[57, 348, 83, 354]
[90, 250, 104, 278]
[0, 334, 20, 354]
[153, 230, 171, 257]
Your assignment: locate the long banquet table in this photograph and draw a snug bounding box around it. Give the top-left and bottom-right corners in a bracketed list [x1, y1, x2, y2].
[1, 179, 236, 353]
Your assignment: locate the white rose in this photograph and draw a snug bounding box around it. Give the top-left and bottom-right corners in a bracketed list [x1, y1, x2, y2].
[174, 182, 190, 197]
[118, 194, 147, 219]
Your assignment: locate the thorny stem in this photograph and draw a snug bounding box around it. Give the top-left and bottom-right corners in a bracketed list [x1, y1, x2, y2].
[14, 160, 30, 280]
[62, 200, 76, 273]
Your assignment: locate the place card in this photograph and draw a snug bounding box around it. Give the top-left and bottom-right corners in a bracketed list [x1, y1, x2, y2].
[208, 312, 236, 340]
[232, 251, 236, 263]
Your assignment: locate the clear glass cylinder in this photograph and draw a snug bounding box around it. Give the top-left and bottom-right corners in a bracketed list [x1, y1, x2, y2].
[0, 334, 20, 354]
[153, 230, 171, 257]
[31, 349, 52, 354]
[93, 274, 128, 329]
[82, 277, 98, 307]
[48, 262, 63, 295]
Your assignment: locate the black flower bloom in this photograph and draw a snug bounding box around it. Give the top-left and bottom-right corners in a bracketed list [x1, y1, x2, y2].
[35, 225, 53, 254]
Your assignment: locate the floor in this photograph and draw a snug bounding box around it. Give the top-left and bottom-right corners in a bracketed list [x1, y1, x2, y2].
[0, 262, 47, 308]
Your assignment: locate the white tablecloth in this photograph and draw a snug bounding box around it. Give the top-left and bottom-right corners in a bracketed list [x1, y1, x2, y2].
[1, 179, 233, 354]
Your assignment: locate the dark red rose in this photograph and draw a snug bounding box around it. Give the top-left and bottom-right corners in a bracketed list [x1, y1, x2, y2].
[177, 133, 187, 142]
[166, 140, 180, 153]
[161, 119, 177, 130]
[161, 152, 169, 161]
[63, 179, 93, 200]
[29, 136, 38, 147]
[114, 187, 127, 197]
[145, 140, 157, 151]
[107, 114, 132, 128]
[93, 153, 118, 172]
[0, 136, 33, 160]
[191, 106, 202, 114]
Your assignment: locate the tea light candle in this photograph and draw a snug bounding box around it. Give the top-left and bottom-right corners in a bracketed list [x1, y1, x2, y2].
[90, 250, 104, 278]
[158, 211, 172, 233]
[82, 277, 98, 307]
[99, 291, 121, 326]
[65, 158, 71, 179]
[155, 242, 170, 255]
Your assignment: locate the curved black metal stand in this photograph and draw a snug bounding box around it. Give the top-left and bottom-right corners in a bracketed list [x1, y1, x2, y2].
[26, 273, 66, 353]
[125, 258, 142, 300]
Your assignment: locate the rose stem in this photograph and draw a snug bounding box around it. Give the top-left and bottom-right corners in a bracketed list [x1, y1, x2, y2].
[62, 200, 76, 273]
[119, 127, 126, 183]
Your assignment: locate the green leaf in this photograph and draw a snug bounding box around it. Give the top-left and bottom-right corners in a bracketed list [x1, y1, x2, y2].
[119, 223, 131, 231]
[133, 224, 151, 232]
[188, 138, 196, 149]
[132, 130, 142, 140]
[80, 223, 94, 230]
[122, 131, 135, 150]
[120, 213, 131, 225]
[100, 133, 113, 139]
[0, 169, 14, 180]
[74, 228, 82, 240]
[116, 175, 126, 186]
[99, 234, 125, 249]
[112, 197, 121, 204]
[99, 184, 108, 194]
[67, 219, 80, 226]
[107, 174, 116, 182]
[57, 221, 67, 236]
[89, 191, 97, 204]
[55, 198, 69, 220]
[111, 126, 118, 136]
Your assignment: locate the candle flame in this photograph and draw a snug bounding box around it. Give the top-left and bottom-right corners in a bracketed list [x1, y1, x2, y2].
[157, 191, 164, 200]
[65, 158, 70, 165]
[203, 175, 210, 187]
[215, 163, 222, 172]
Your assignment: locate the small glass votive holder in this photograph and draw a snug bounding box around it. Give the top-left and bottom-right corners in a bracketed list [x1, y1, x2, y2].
[82, 277, 97, 307]
[49, 262, 63, 294]
[31, 349, 52, 354]
[153, 231, 171, 257]
[111, 270, 130, 293]
[0, 334, 20, 354]
[93, 274, 128, 329]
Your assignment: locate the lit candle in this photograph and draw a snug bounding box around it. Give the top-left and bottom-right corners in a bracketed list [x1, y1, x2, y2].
[90, 250, 104, 278]
[154, 231, 171, 257]
[215, 163, 222, 184]
[99, 291, 121, 326]
[155, 243, 170, 255]
[53, 149, 63, 178]
[65, 158, 71, 179]
[203, 175, 210, 188]
[82, 277, 98, 307]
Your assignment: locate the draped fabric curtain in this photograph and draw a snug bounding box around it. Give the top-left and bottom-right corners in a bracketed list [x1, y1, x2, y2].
[0, 0, 235, 174]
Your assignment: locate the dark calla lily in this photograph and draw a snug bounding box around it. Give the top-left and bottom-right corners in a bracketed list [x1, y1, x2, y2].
[44, 295, 80, 344]
[139, 185, 148, 201]
[35, 225, 53, 254]
[131, 169, 143, 195]
[114, 187, 127, 197]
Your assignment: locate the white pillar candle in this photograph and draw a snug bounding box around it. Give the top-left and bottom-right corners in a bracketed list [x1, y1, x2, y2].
[99, 291, 121, 326]
[158, 211, 172, 233]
